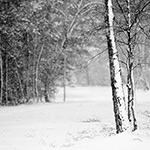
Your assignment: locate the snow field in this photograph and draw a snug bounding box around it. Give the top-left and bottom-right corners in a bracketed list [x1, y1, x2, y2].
[0, 86, 150, 150]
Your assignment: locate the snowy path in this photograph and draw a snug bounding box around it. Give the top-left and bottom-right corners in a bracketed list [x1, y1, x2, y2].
[0, 87, 150, 150]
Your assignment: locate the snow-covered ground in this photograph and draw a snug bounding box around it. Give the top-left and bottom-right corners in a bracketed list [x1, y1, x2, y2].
[0, 86, 150, 150]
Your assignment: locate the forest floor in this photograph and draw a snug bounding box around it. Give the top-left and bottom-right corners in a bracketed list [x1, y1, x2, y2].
[0, 86, 150, 150]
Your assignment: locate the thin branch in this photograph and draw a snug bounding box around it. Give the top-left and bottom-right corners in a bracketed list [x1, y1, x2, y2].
[130, 0, 150, 29]
[79, 48, 107, 70]
[67, 1, 103, 36]
[117, 42, 128, 59]
[139, 25, 150, 38]
[115, 0, 128, 24]
[133, 53, 150, 70]
[119, 60, 128, 67]
[116, 39, 128, 45]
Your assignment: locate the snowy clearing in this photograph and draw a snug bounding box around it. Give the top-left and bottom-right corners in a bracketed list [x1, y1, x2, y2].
[0, 86, 150, 150]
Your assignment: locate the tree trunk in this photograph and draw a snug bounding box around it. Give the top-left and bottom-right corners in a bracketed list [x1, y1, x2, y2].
[44, 88, 49, 102]
[32, 34, 37, 102]
[86, 66, 90, 86]
[1, 51, 8, 105]
[61, 37, 67, 102]
[35, 44, 44, 102]
[25, 70, 29, 102]
[0, 51, 3, 104]
[44, 81, 50, 103]
[126, 0, 138, 131]
[142, 37, 150, 90]
[127, 68, 137, 131]
[105, 0, 129, 133]
[16, 68, 25, 103]
[25, 37, 30, 103]
[63, 50, 66, 102]
[43, 75, 50, 103]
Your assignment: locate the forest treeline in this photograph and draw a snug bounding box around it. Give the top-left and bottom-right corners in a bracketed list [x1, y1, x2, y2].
[0, 0, 150, 107]
[0, 0, 105, 105]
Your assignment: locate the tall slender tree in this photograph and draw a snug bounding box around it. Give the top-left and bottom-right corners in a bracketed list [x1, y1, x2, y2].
[115, 0, 150, 131]
[126, 0, 138, 131]
[105, 0, 129, 133]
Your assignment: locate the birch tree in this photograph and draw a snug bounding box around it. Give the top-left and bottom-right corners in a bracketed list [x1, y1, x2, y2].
[125, 0, 150, 131]
[105, 0, 129, 133]
[126, 0, 137, 131]
[115, 0, 150, 131]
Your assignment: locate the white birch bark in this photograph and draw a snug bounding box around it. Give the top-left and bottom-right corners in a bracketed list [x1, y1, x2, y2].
[126, 0, 138, 131]
[105, 0, 129, 133]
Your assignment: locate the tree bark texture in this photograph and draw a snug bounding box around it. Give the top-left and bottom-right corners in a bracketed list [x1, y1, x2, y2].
[105, 0, 129, 133]
[127, 0, 138, 131]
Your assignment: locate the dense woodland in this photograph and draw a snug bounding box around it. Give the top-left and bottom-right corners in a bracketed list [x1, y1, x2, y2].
[0, 0, 106, 105]
[0, 0, 150, 133]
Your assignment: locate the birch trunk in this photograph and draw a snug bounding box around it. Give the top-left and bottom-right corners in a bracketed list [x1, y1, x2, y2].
[105, 0, 129, 133]
[126, 0, 138, 131]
